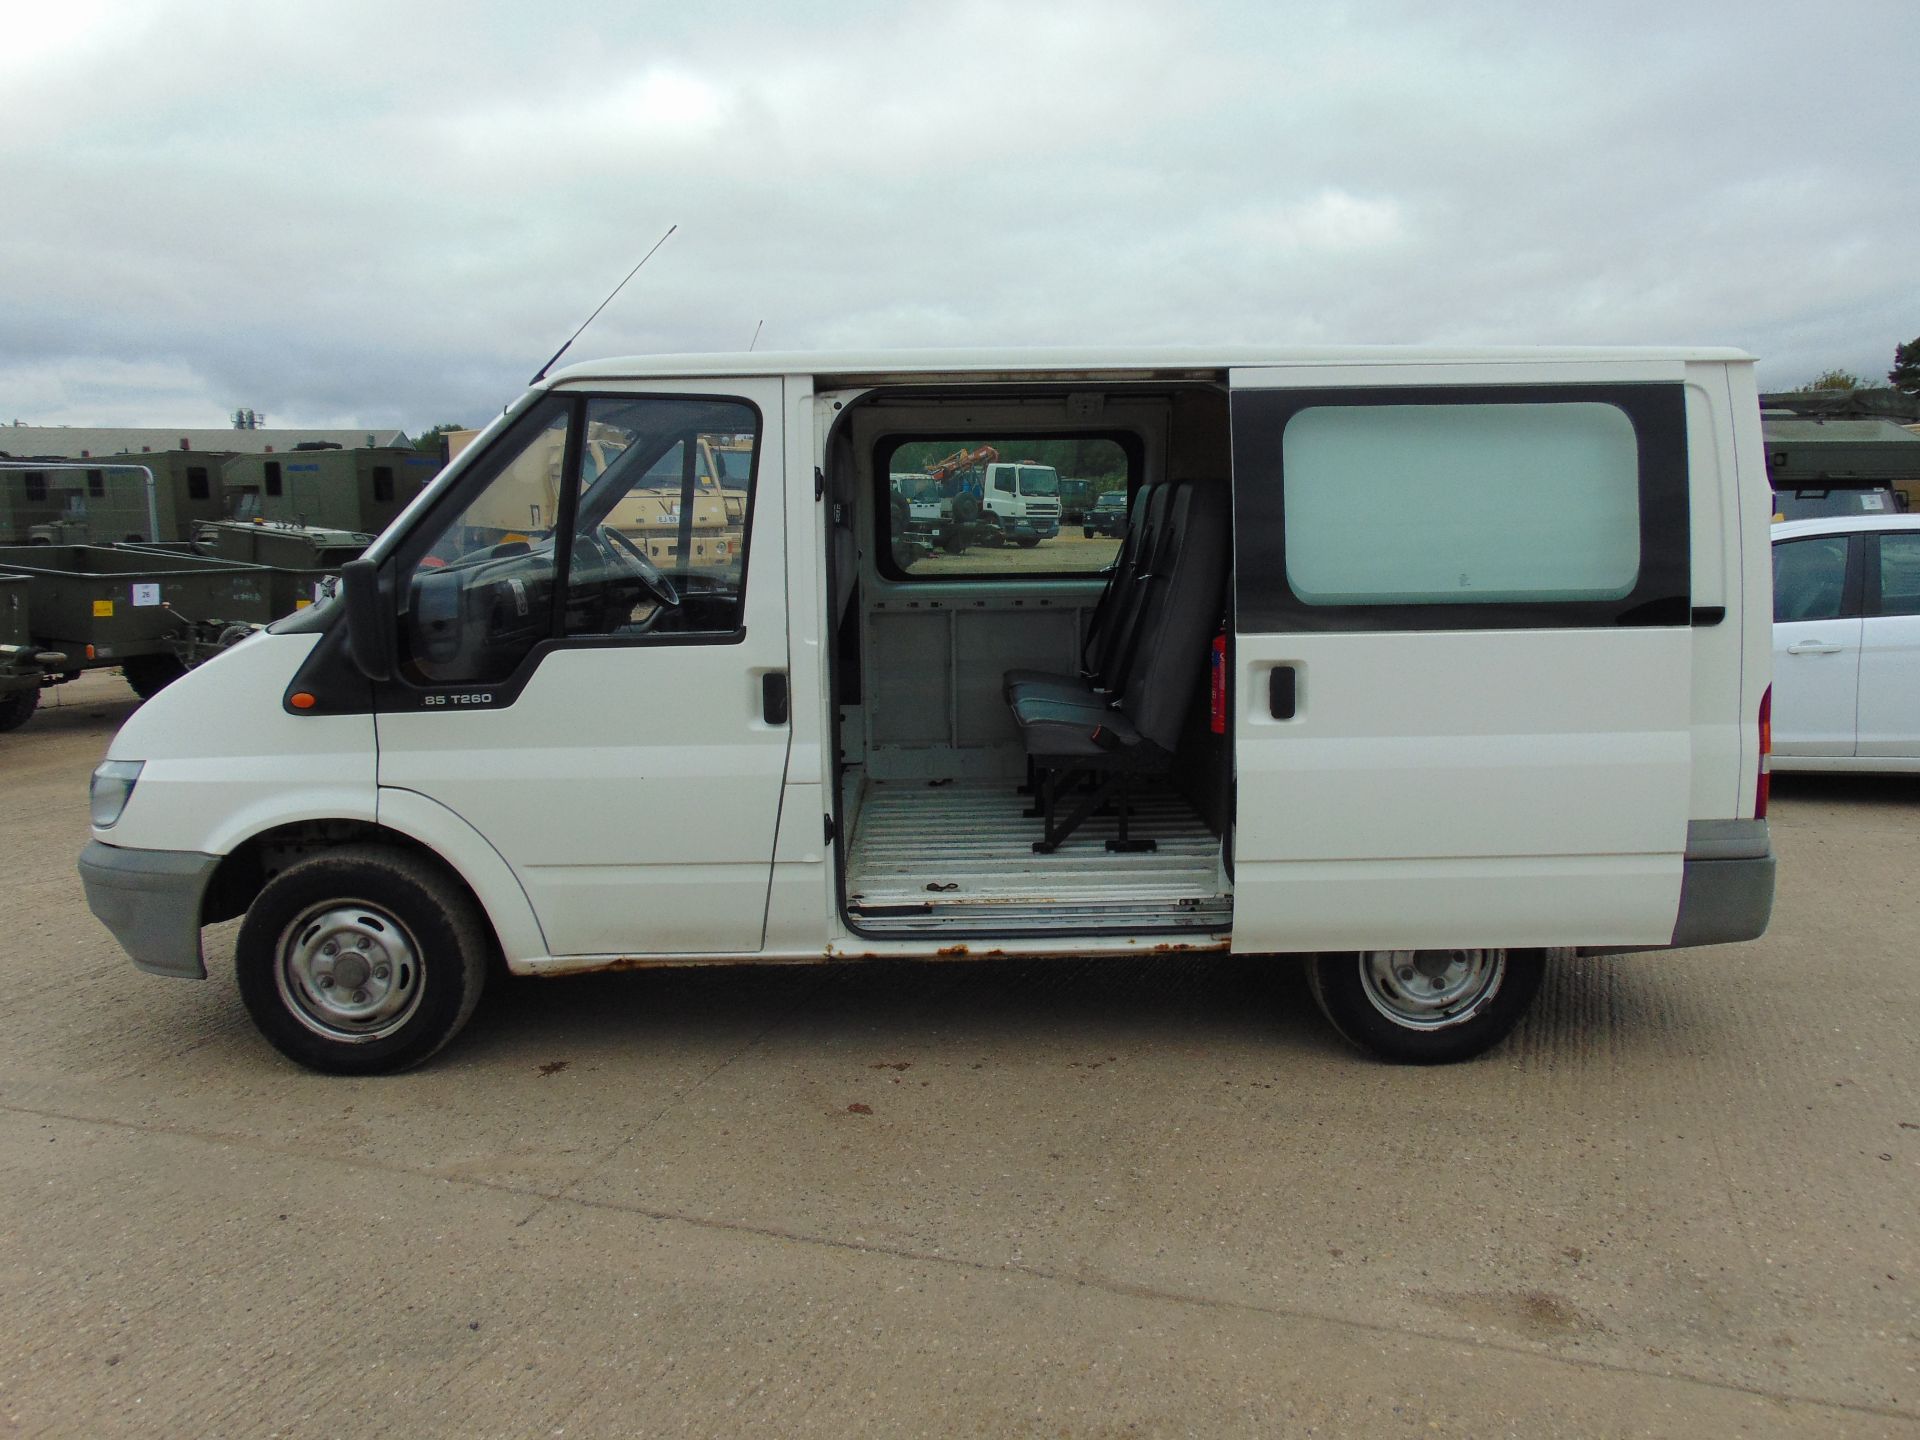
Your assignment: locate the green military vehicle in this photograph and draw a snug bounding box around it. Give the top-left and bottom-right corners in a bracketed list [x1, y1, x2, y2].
[0, 545, 278, 700]
[0, 574, 72, 732]
[223, 446, 438, 534]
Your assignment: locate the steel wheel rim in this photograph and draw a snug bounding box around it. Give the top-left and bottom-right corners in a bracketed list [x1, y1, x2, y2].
[274, 899, 425, 1044]
[1358, 949, 1506, 1031]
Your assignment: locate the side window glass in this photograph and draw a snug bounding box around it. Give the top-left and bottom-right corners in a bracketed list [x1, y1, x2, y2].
[1772, 536, 1850, 622]
[1283, 403, 1640, 605]
[881, 438, 1130, 578]
[564, 396, 758, 639]
[1875, 533, 1920, 617]
[399, 403, 570, 684]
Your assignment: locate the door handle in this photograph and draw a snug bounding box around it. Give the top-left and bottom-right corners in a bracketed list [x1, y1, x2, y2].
[1268, 665, 1297, 720]
[1786, 640, 1844, 655]
[761, 671, 789, 725]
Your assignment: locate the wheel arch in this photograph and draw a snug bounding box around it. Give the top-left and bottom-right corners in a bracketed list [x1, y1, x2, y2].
[203, 797, 549, 968]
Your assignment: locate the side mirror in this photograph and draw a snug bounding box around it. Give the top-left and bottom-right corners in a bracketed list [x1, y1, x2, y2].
[341, 557, 394, 682]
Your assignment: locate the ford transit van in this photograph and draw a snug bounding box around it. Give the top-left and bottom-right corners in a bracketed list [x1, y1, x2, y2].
[79, 348, 1776, 1072]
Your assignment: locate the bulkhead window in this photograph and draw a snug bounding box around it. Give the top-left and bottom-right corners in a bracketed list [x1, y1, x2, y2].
[877, 436, 1134, 579]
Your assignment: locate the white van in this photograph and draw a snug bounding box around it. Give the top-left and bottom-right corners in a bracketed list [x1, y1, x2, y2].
[78, 348, 1776, 1073]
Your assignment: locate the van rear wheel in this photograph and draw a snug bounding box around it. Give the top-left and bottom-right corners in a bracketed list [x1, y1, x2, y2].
[1306, 948, 1544, 1064]
[235, 845, 489, 1075]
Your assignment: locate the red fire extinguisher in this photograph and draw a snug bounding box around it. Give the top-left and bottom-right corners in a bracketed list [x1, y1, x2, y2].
[1209, 629, 1227, 734]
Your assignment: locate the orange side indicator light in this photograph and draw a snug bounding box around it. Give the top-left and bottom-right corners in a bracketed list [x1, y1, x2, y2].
[290, 692, 317, 710]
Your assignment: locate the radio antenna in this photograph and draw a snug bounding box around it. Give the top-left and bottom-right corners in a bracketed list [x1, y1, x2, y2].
[529, 223, 677, 384]
[748, 319, 765, 351]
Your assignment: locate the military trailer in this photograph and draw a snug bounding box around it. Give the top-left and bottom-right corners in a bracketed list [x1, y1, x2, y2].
[0, 545, 277, 700]
[223, 447, 439, 534]
[186, 520, 370, 616]
[0, 573, 74, 732]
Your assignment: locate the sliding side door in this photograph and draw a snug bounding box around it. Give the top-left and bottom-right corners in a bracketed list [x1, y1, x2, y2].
[1228, 363, 1695, 952]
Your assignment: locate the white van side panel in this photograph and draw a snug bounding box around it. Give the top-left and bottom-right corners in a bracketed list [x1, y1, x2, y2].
[1726, 362, 1772, 819]
[374, 375, 794, 958]
[1682, 363, 1752, 820]
[100, 633, 377, 856]
[1231, 629, 1690, 949]
[1227, 360, 1695, 953]
[375, 787, 551, 966]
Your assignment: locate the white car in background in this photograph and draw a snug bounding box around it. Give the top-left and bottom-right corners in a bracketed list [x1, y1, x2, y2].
[1771, 514, 1920, 771]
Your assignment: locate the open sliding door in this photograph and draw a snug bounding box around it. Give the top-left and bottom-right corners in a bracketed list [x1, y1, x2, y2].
[1227, 361, 1695, 954]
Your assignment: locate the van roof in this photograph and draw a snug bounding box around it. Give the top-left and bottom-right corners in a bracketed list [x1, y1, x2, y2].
[546, 345, 1753, 387]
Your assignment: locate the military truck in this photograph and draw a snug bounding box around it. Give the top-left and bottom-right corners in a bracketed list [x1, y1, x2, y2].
[223, 446, 439, 534]
[1761, 412, 1920, 515]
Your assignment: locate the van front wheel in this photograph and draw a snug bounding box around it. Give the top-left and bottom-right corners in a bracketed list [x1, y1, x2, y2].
[1306, 948, 1543, 1064]
[235, 845, 489, 1075]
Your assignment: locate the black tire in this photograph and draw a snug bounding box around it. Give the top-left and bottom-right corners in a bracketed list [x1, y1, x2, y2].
[235, 844, 490, 1074]
[0, 685, 38, 733]
[123, 654, 186, 701]
[1305, 949, 1544, 1064]
[1015, 536, 1041, 548]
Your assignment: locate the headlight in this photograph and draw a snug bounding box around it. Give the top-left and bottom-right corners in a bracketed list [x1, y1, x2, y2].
[90, 760, 144, 828]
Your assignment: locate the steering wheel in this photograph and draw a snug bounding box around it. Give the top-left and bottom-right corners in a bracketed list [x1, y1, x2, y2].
[598, 525, 681, 608]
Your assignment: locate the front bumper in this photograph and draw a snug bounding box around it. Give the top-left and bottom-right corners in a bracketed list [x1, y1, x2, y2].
[78, 841, 217, 979]
[1003, 519, 1060, 540]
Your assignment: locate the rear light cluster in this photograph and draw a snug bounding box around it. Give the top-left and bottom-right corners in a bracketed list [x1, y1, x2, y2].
[1756, 685, 1772, 819]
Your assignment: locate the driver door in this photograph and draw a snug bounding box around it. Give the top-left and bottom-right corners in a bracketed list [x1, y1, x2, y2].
[374, 379, 792, 957]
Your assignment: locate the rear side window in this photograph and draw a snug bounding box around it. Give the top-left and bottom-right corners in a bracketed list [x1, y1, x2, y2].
[1284, 403, 1640, 605]
[1873, 533, 1920, 617]
[187, 466, 210, 500]
[1772, 536, 1852, 621]
[1232, 384, 1689, 631]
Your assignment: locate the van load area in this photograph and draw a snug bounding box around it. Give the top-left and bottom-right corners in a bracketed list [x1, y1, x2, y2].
[826, 385, 1237, 939]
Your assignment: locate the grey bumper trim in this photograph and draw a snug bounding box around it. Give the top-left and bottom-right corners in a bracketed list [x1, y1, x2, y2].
[1684, 818, 1772, 863]
[1669, 818, 1775, 949]
[1669, 853, 1775, 948]
[1582, 820, 1776, 956]
[78, 841, 218, 979]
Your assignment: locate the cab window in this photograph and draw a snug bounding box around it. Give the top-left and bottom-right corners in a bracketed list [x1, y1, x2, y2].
[398, 394, 760, 686]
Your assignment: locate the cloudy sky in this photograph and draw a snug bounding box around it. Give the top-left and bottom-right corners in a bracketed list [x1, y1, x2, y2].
[2, 0, 1914, 433]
